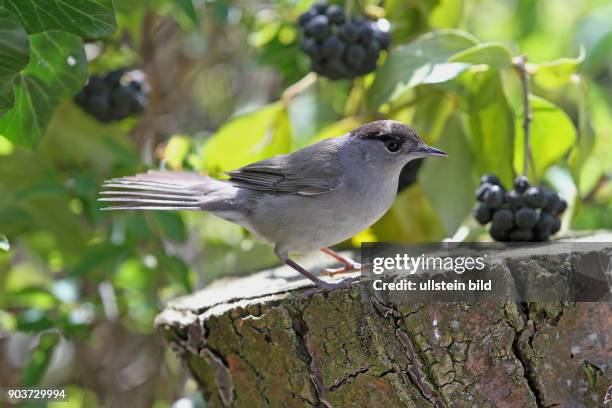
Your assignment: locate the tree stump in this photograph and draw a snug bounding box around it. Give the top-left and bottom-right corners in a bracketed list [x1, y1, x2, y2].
[156, 234, 612, 407]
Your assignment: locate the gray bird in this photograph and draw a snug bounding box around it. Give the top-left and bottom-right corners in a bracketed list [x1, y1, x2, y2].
[99, 120, 447, 288]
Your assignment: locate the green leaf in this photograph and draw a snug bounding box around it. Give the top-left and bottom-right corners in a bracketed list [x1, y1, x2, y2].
[0, 0, 116, 37]
[420, 113, 477, 235]
[148, 212, 187, 242]
[514, 96, 577, 180]
[202, 103, 292, 174]
[449, 42, 513, 69]
[465, 69, 515, 186]
[22, 331, 60, 386]
[410, 91, 456, 144]
[0, 31, 87, 147]
[0, 7, 30, 112]
[371, 185, 446, 241]
[176, 0, 198, 24]
[306, 117, 362, 145]
[368, 30, 477, 111]
[532, 49, 585, 89]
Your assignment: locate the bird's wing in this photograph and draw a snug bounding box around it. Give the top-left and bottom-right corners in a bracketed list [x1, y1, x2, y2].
[227, 139, 342, 196]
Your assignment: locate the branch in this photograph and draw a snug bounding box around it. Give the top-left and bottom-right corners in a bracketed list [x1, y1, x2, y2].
[513, 55, 534, 177]
[281, 72, 317, 106]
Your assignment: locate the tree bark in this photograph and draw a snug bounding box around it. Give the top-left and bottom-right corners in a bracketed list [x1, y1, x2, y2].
[156, 235, 611, 407]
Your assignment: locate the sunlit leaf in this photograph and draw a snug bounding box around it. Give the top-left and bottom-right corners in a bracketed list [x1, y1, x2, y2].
[514, 96, 577, 179]
[420, 113, 477, 235]
[164, 134, 192, 170]
[0, 0, 116, 37]
[449, 42, 513, 69]
[22, 331, 60, 386]
[370, 185, 446, 242]
[368, 29, 477, 111]
[306, 116, 362, 144]
[0, 7, 29, 112]
[202, 103, 292, 174]
[410, 90, 456, 144]
[464, 69, 515, 186]
[0, 32, 87, 147]
[531, 49, 585, 89]
[5, 286, 57, 309]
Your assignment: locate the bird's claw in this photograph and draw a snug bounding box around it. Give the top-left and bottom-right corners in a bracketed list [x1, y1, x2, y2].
[321, 261, 362, 277]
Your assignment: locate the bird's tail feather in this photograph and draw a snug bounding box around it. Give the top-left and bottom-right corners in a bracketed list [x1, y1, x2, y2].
[99, 170, 213, 211]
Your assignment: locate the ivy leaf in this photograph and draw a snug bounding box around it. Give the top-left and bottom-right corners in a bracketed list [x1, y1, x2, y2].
[420, 113, 477, 235]
[449, 42, 513, 69]
[0, 7, 30, 112]
[21, 331, 60, 386]
[531, 49, 585, 89]
[368, 29, 477, 111]
[464, 69, 515, 187]
[176, 0, 198, 25]
[0, 31, 87, 148]
[0, 0, 116, 38]
[202, 103, 292, 174]
[514, 96, 577, 179]
[371, 185, 446, 242]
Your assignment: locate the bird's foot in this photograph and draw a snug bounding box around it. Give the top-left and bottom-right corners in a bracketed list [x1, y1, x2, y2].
[320, 247, 361, 276]
[321, 262, 361, 277]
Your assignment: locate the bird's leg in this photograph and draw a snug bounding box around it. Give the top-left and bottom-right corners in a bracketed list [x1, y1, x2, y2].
[276, 246, 344, 289]
[284, 259, 342, 289]
[320, 247, 361, 276]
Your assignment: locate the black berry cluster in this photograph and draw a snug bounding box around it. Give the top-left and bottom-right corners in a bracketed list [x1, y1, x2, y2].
[473, 175, 568, 242]
[75, 69, 149, 123]
[298, 2, 390, 79]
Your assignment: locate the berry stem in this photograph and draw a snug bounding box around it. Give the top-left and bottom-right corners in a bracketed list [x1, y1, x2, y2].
[513, 55, 535, 178]
[281, 72, 317, 106]
[346, 0, 356, 19]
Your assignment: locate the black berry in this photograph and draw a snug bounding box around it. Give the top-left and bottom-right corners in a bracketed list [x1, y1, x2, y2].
[305, 15, 330, 40]
[515, 207, 539, 230]
[492, 208, 514, 230]
[299, 10, 317, 26]
[481, 174, 501, 186]
[473, 203, 492, 225]
[326, 5, 345, 24]
[505, 190, 524, 209]
[476, 183, 492, 202]
[514, 175, 530, 193]
[321, 35, 345, 60]
[524, 187, 545, 208]
[490, 224, 509, 242]
[484, 185, 504, 209]
[536, 211, 555, 232]
[75, 69, 149, 123]
[312, 1, 328, 14]
[339, 22, 359, 43]
[550, 216, 561, 234]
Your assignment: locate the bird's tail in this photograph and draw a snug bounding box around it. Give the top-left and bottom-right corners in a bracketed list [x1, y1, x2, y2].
[99, 170, 219, 211]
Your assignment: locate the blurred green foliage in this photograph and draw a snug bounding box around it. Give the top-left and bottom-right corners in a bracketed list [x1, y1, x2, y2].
[0, 0, 611, 406]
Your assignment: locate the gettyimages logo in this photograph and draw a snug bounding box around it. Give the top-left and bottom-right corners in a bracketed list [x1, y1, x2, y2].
[361, 242, 612, 303]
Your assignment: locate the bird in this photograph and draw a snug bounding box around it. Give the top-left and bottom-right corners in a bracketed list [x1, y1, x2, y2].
[99, 120, 447, 289]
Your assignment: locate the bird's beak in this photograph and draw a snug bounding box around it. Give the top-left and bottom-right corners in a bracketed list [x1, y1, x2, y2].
[419, 145, 448, 157]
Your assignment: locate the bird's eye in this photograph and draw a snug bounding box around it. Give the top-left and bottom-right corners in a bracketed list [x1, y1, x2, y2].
[385, 140, 400, 152]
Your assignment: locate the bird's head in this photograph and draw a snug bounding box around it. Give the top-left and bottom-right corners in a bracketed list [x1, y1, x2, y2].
[347, 120, 447, 168]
